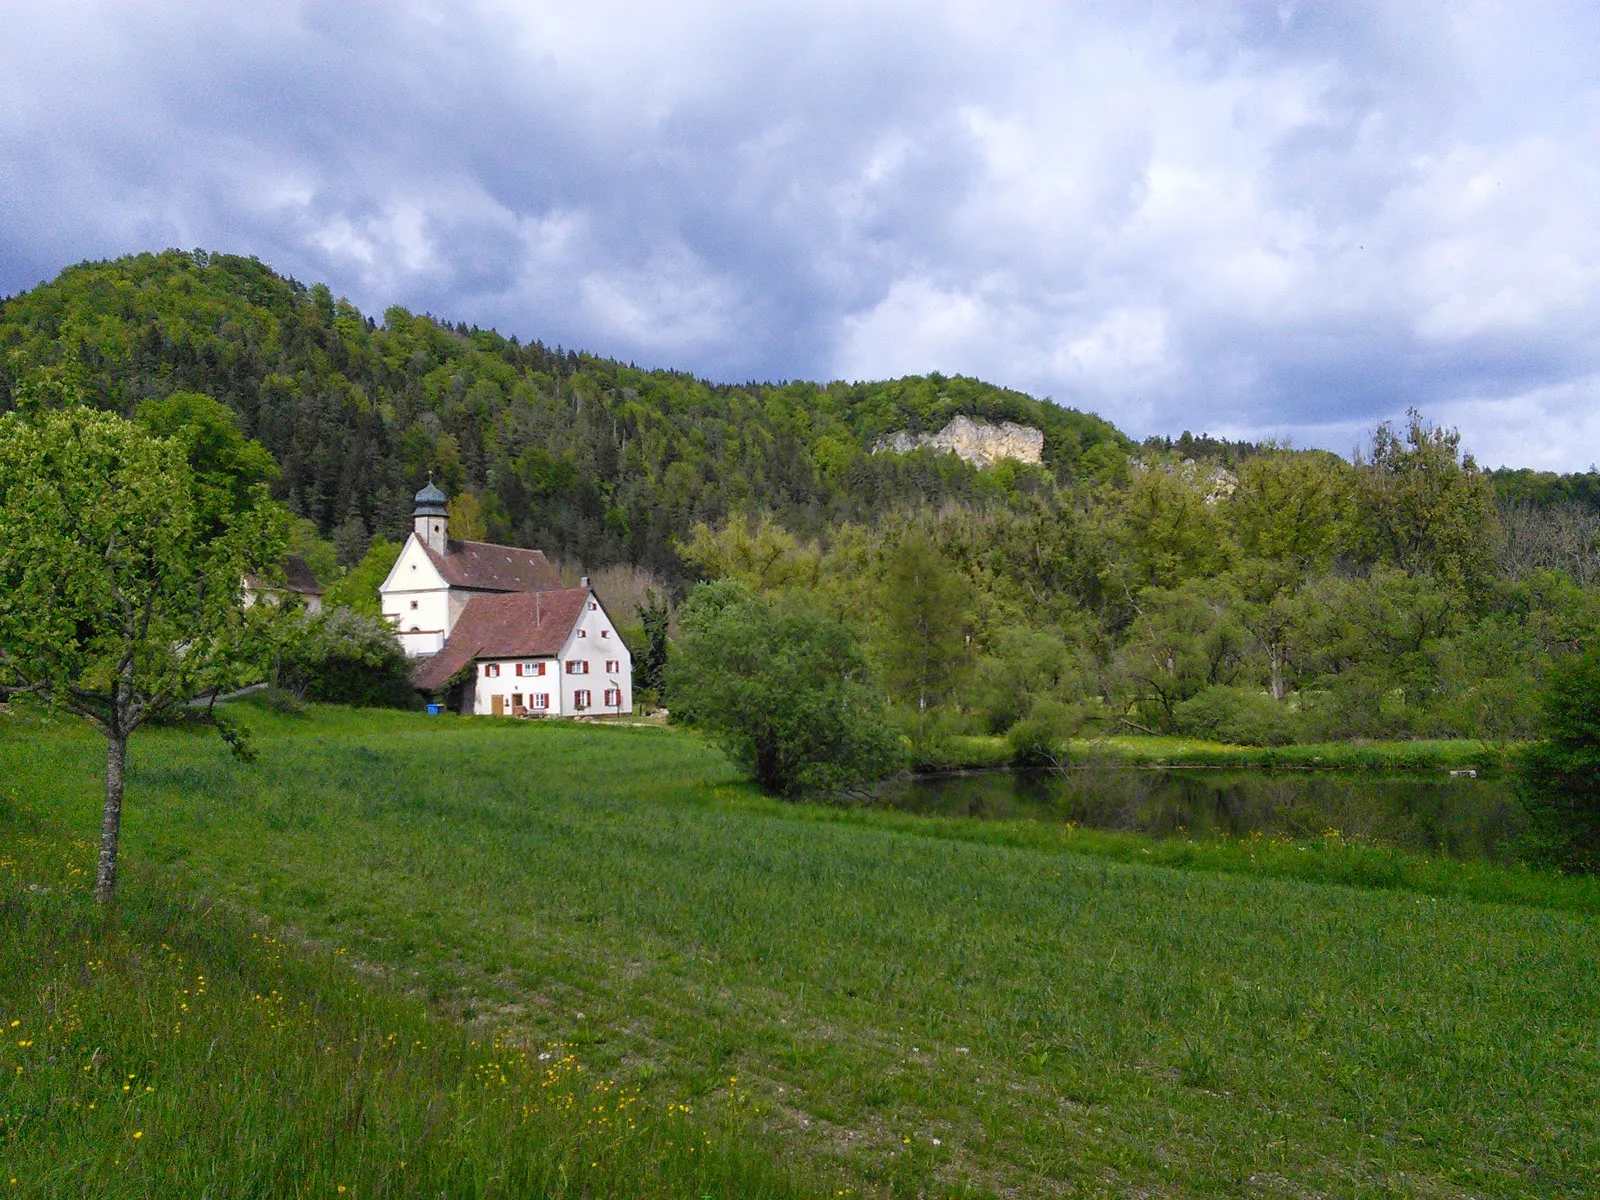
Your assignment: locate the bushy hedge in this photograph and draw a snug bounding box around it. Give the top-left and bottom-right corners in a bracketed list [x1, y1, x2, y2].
[273, 608, 417, 708]
[1007, 698, 1088, 768]
[1174, 685, 1302, 746]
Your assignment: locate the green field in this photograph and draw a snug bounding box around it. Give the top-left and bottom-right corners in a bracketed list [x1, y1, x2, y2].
[4, 706, 1598, 1197]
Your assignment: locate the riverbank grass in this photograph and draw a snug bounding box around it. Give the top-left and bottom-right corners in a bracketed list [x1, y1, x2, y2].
[923, 732, 1502, 772]
[4, 704, 1597, 1197]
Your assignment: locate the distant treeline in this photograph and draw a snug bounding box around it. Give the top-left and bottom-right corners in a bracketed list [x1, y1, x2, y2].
[5, 248, 1600, 748]
[0, 249, 1124, 583]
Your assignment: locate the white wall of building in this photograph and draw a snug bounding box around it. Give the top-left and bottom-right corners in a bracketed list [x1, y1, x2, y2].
[467, 595, 632, 718]
[557, 595, 633, 716]
[472, 658, 560, 716]
[380, 534, 451, 657]
[243, 585, 323, 616]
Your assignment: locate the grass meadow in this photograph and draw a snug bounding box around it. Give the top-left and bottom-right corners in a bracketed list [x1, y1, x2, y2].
[3, 704, 1598, 1197]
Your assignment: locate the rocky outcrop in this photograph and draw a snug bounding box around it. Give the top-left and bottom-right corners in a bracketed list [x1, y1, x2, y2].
[872, 415, 1045, 469]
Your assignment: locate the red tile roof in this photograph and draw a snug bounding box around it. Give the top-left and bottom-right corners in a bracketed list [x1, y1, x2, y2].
[423, 539, 563, 593]
[411, 588, 590, 692]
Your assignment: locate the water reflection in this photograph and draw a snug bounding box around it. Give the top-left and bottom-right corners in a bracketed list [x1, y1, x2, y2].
[875, 764, 1524, 862]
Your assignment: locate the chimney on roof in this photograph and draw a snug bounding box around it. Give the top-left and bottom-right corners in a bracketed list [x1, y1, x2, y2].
[580, 575, 590, 589]
[412, 475, 449, 554]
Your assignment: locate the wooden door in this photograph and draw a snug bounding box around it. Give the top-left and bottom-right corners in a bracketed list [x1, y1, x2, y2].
[491, 695, 504, 716]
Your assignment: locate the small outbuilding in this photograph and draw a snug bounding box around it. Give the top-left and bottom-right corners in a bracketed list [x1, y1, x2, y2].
[243, 554, 324, 614]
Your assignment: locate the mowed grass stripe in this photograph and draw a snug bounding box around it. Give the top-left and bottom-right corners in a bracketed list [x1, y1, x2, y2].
[5, 706, 1598, 1197]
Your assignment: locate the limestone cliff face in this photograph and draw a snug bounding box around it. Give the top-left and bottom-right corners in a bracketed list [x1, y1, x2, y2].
[873, 415, 1045, 469]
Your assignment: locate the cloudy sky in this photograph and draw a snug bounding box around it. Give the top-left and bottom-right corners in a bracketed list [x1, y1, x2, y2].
[3, 1, 1599, 468]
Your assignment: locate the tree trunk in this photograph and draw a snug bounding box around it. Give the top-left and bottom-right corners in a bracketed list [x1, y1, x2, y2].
[95, 733, 127, 903]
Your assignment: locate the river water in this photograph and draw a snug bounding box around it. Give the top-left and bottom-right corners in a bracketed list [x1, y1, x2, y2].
[874, 766, 1524, 862]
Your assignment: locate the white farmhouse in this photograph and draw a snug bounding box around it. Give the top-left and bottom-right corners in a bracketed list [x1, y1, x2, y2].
[380, 481, 632, 717]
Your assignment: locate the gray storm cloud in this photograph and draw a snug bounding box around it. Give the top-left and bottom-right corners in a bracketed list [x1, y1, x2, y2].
[3, 0, 1599, 467]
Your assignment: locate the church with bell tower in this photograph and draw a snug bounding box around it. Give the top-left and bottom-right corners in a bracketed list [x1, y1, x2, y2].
[378, 480, 633, 717]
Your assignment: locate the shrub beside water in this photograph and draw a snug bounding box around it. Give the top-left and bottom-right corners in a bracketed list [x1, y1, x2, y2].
[1007, 699, 1087, 768]
[1515, 644, 1600, 873]
[667, 581, 903, 796]
[1173, 685, 1302, 747]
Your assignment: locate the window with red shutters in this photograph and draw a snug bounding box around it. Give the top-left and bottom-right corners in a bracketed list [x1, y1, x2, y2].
[533, 693, 549, 710]
[484, 663, 500, 678]
[604, 688, 621, 706]
[574, 689, 591, 710]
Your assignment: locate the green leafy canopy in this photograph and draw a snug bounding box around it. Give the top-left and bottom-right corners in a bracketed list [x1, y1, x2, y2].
[667, 581, 903, 796]
[0, 405, 286, 732]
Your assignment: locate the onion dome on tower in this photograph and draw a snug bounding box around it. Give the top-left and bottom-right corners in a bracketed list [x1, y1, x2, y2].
[413, 476, 450, 552]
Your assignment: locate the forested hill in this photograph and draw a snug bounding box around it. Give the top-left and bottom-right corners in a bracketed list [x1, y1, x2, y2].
[0, 249, 1126, 578]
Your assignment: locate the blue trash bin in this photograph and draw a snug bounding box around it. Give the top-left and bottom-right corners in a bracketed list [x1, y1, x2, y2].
[426, 703, 442, 715]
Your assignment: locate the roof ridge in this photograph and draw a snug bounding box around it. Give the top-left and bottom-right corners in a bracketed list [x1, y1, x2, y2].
[450, 536, 546, 551]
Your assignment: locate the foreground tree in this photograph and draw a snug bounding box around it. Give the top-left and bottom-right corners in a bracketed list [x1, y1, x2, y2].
[0, 407, 284, 900]
[667, 581, 903, 796]
[1515, 644, 1600, 873]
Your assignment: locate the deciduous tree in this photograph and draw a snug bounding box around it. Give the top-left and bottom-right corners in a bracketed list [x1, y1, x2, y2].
[667, 582, 902, 796]
[1356, 410, 1501, 594]
[0, 407, 284, 900]
[877, 532, 972, 741]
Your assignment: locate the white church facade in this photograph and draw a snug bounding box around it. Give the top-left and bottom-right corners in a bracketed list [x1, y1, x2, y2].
[380, 481, 632, 717]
